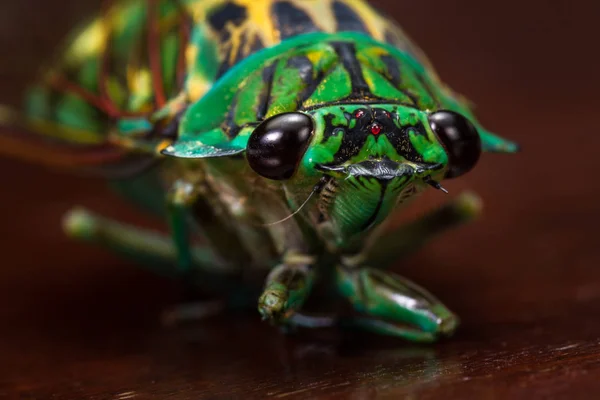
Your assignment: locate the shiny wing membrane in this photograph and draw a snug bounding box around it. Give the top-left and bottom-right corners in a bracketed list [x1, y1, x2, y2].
[0, 0, 192, 176]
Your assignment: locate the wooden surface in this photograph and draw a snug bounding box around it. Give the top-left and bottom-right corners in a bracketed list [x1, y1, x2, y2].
[1, 1, 600, 399]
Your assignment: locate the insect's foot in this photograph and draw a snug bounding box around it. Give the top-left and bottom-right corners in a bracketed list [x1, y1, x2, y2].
[62, 207, 98, 240]
[434, 306, 460, 337]
[258, 289, 289, 323]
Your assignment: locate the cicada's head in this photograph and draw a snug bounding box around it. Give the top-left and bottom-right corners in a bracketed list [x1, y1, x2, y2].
[245, 104, 503, 249]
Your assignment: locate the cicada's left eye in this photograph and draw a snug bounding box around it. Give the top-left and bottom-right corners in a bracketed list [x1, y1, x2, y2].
[246, 112, 314, 180]
[428, 110, 482, 178]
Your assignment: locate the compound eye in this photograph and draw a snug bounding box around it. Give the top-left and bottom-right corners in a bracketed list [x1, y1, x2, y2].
[246, 112, 314, 180]
[428, 110, 482, 178]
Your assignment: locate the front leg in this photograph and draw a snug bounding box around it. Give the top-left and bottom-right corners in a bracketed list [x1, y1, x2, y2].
[335, 264, 459, 342]
[258, 253, 316, 325]
[166, 178, 249, 272]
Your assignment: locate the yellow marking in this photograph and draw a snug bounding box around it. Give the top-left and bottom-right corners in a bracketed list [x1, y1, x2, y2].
[0, 105, 102, 144]
[151, 92, 189, 121]
[224, 23, 246, 65]
[184, 36, 213, 101]
[65, 19, 107, 65]
[126, 67, 155, 111]
[265, 96, 292, 118]
[30, 119, 103, 144]
[233, 0, 279, 45]
[59, 0, 184, 90]
[340, 0, 386, 41]
[363, 69, 376, 91]
[305, 49, 325, 67]
[156, 139, 174, 154]
[184, 0, 280, 76]
[186, 44, 198, 70]
[222, 0, 280, 65]
[127, 67, 152, 96]
[183, 0, 228, 22]
[357, 47, 390, 71]
[64, 0, 144, 66]
[108, 132, 163, 154]
[289, 0, 336, 33]
[341, 0, 440, 81]
[187, 76, 212, 102]
[367, 47, 390, 58]
[110, 0, 144, 32]
[185, 43, 203, 97]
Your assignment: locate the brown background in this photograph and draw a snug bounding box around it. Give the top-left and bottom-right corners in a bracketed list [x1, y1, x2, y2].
[1, 0, 600, 399]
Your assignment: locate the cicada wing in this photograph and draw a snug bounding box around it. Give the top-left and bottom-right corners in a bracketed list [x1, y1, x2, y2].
[0, 0, 200, 177]
[0, 106, 161, 178]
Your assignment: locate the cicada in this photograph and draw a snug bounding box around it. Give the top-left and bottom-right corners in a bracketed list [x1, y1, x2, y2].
[0, 0, 518, 342]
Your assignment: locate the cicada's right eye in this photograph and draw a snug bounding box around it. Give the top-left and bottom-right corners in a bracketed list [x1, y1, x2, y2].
[428, 110, 482, 178]
[246, 112, 314, 180]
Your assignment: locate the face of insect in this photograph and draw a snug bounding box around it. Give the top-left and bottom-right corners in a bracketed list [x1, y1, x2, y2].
[246, 104, 482, 248]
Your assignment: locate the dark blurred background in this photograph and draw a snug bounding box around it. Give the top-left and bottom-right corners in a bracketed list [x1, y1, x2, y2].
[1, 0, 599, 398]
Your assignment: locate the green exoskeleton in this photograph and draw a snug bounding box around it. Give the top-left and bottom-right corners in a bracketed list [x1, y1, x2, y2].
[0, 0, 518, 342]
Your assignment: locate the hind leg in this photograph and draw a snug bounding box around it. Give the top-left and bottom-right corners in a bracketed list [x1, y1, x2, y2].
[366, 191, 482, 269]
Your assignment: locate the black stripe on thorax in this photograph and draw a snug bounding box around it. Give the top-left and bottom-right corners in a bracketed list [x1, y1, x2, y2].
[332, 1, 371, 35]
[208, 3, 247, 38]
[256, 62, 277, 121]
[379, 54, 419, 106]
[215, 32, 266, 80]
[285, 55, 317, 106]
[272, 1, 321, 40]
[416, 72, 442, 109]
[302, 99, 417, 113]
[221, 95, 241, 139]
[330, 42, 371, 99]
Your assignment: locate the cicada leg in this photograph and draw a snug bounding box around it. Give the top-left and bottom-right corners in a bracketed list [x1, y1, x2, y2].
[166, 180, 200, 274]
[166, 177, 258, 272]
[64, 207, 259, 325]
[62, 207, 234, 279]
[258, 254, 316, 326]
[366, 191, 482, 269]
[335, 265, 459, 343]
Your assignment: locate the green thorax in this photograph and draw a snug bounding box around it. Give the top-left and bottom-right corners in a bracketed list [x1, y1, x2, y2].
[178, 32, 431, 141]
[174, 32, 513, 155]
